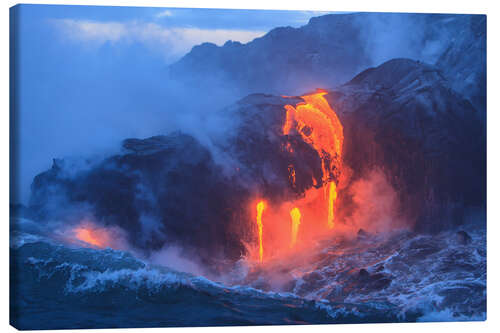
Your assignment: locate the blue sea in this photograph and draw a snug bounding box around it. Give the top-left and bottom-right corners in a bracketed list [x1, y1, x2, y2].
[10, 217, 486, 329]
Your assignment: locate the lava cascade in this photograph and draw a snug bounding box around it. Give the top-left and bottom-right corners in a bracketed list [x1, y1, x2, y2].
[290, 207, 301, 247]
[327, 181, 337, 229]
[251, 91, 344, 262]
[283, 91, 343, 181]
[256, 201, 266, 263]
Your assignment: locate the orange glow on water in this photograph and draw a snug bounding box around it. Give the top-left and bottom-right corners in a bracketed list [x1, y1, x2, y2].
[256, 201, 266, 262]
[70, 221, 125, 250]
[74, 226, 107, 248]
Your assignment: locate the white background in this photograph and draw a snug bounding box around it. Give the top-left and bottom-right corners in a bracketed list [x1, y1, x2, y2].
[1, 0, 498, 332]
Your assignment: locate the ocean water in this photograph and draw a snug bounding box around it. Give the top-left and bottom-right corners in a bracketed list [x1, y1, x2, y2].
[10, 218, 486, 330]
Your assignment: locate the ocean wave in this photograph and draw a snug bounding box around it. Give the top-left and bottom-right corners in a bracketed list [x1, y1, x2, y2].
[10, 225, 486, 329]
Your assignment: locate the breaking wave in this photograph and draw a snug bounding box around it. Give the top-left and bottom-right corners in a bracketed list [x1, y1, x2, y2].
[10, 217, 485, 329]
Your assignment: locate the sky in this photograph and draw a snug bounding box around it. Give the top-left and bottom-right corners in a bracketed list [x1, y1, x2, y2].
[12, 4, 338, 204]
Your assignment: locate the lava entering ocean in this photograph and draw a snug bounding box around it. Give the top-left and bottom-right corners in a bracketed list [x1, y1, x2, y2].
[251, 91, 344, 262]
[256, 200, 266, 263]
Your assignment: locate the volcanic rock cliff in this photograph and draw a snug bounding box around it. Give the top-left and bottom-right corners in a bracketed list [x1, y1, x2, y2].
[210, 58, 485, 232]
[30, 133, 251, 265]
[329, 59, 485, 231]
[29, 58, 485, 265]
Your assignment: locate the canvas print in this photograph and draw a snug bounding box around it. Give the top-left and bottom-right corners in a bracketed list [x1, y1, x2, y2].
[9, 4, 486, 330]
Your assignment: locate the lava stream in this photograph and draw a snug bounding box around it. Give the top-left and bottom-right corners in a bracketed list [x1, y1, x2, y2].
[328, 182, 337, 229]
[250, 91, 344, 263]
[284, 91, 343, 229]
[283, 91, 343, 181]
[290, 207, 301, 247]
[256, 201, 266, 262]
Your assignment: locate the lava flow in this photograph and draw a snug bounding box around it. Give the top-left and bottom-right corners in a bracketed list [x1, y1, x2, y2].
[284, 91, 343, 229]
[256, 201, 266, 262]
[284, 90, 343, 230]
[251, 91, 344, 262]
[327, 181, 337, 229]
[283, 91, 343, 180]
[290, 207, 301, 247]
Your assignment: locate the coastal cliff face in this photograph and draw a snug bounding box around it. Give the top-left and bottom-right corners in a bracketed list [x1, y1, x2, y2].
[328, 58, 485, 231]
[29, 57, 485, 265]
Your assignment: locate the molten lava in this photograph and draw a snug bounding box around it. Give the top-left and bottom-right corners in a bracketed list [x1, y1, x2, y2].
[250, 91, 344, 262]
[284, 91, 343, 228]
[283, 91, 343, 182]
[290, 207, 301, 247]
[256, 201, 266, 262]
[328, 182, 337, 229]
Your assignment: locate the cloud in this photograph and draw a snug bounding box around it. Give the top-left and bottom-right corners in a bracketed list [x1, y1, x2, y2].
[54, 19, 127, 43]
[52, 19, 265, 61]
[156, 9, 174, 18]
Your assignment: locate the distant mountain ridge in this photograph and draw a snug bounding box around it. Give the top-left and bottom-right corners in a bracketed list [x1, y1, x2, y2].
[169, 12, 486, 112]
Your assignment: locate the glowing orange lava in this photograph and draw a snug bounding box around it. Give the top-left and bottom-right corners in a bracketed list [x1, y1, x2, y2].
[250, 91, 344, 262]
[284, 91, 343, 228]
[328, 181, 337, 229]
[283, 91, 343, 182]
[290, 207, 301, 247]
[256, 201, 266, 262]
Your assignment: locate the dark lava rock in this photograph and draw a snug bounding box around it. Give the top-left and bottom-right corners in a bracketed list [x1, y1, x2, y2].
[436, 15, 486, 114]
[360, 272, 392, 291]
[369, 275, 392, 291]
[456, 231, 472, 245]
[357, 228, 370, 240]
[281, 279, 298, 293]
[294, 271, 327, 295]
[407, 238, 442, 260]
[347, 269, 393, 294]
[328, 58, 485, 232]
[214, 93, 341, 202]
[359, 268, 370, 279]
[303, 271, 324, 284]
[29, 132, 252, 269]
